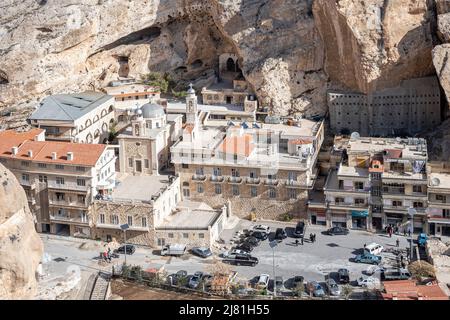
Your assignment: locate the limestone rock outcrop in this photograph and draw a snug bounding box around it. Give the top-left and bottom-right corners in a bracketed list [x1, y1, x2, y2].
[0, 163, 43, 299]
[0, 0, 448, 124]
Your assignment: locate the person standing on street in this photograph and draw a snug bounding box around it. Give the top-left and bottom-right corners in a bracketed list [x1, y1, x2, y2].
[301, 236, 304, 245]
[396, 238, 400, 248]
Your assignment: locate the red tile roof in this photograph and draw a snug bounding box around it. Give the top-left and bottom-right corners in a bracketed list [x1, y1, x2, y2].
[385, 149, 403, 159]
[382, 280, 448, 300]
[218, 134, 254, 157]
[289, 138, 313, 145]
[0, 129, 106, 167]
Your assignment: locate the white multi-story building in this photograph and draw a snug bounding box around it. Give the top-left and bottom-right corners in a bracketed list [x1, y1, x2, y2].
[28, 91, 115, 144]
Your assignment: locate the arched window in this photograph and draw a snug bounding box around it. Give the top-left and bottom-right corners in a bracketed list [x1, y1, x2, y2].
[108, 105, 113, 113]
[182, 182, 189, 187]
[101, 122, 108, 132]
[86, 133, 93, 143]
[94, 129, 100, 138]
[93, 115, 100, 123]
[134, 125, 140, 136]
[85, 119, 92, 127]
[101, 109, 107, 117]
[226, 57, 236, 72]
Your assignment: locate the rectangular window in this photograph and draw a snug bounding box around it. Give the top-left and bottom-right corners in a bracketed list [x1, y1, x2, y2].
[168, 233, 174, 238]
[182, 163, 189, 169]
[269, 188, 276, 199]
[199, 233, 204, 239]
[443, 209, 450, 218]
[251, 186, 257, 197]
[288, 172, 297, 181]
[335, 197, 344, 203]
[195, 167, 204, 175]
[288, 188, 297, 199]
[232, 185, 240, 196]
[231, 168, 240, 177]
[249, 170, 257, 178]
[142, 217, 147, 228]
[22, 173, 29, 182]
[99, 214, 105, 224]
[38, 163, 47, 168]
[21, 161, 29, 167]
[413, 185, 423, 193]
[38, 175, 47, 183]
[413, 202, 423, 208]
[55, 192, 65, 200]
[76, 166, 85, 172]
[392, 200, 402, 207]
[127, 216, 133, 226]
[215, 184, 222, 195]
[77, 195, 86, 203]
[354, 182, 364, 190]
[55, 164, 64, 170]
[56, 177, 65, 185]
[128, 158, 133, 167]
[197, 183, 204, 193]
[436, 194, 446, 202]
[233, 154, 238, 161]
[355, 198, 365, 205]
[111, 215, 119, 225]
[213, 167, 222, 176]
[183, 233, 189, 239]
[268, 174, 277, 180]
[144, 159, 149, 169]
[77, 179, 86, 186]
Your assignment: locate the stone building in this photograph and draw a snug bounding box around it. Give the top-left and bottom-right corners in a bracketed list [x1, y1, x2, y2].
[0, 129, 117, 238]
[426, 161, 450, 237]
[117, 102, 183, 175]
[328, 77, 441, 136]
[28, 91, 115, 144]
[312, 135, 429, 232]
[171, 85, 325, 219]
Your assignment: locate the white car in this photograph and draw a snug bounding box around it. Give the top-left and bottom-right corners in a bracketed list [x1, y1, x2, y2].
[257, 274, 270, 289]
[365, 265, 386, 276]
[357, 276, 381, 289]
[223, 248, 249, 257]
[252, 225, 270, 234]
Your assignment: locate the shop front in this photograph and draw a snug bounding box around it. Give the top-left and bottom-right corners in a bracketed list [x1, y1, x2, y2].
[309, 208, 326, 226]
[351, 210, 368, 230]
[385, 212, 404, 228]
[330, 210, 349, 228]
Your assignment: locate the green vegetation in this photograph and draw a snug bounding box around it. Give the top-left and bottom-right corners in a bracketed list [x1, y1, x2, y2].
[141, 72, 170, 93]
[171, 89, 188, 98]
[408, 261, 436, 280]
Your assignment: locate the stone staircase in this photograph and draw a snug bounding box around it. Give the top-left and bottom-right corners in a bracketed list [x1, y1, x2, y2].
[90, 271, 111, 300]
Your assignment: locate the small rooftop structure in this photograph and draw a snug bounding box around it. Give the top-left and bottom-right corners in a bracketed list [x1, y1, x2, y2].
[381, 280, 448, 300]
[111, 174, 175, 203]
[141, 103, 165, 118]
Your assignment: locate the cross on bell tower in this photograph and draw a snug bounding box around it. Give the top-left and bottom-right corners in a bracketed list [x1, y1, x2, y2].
[185, 83, 198, 124]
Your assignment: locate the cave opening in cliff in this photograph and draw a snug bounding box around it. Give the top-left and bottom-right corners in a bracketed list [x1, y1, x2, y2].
[0, 70, 8, 85]
[226, 58, 236, 72]
[116, 56, 130, 78]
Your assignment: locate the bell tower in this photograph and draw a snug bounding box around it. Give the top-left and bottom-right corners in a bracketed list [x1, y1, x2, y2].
[185, 83, 198, 124]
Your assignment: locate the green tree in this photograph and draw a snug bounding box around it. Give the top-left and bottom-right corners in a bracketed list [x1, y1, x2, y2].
[142, 72, 169, 93]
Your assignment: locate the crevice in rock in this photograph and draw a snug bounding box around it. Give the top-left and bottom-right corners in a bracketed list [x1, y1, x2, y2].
[36, 27, 52, 33]
[0, 70, 8, 85]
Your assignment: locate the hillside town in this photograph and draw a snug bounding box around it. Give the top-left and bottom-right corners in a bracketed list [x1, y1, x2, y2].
[1, 54, 450, 301]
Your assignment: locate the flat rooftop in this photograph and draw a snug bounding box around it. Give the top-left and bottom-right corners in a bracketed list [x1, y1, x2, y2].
[166, 101, 249, 114]
[338, 165, 369, 178]
[159, 207, 221, 229]
[429, 173, 450, 189]
[112, 174, 172, 202]
[348, 137, 427, 160]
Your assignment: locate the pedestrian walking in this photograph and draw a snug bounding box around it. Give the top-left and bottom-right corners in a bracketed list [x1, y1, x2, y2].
[309, 233, 313, 243]
[408, 229, 411, 237]
[396, 238, 400, 248]
[301, 236, 304, 245]
[313, 234, 316, 243]
[295, 239, 299, 246]
[364, 243, 367, 249]
[403, 228, 407, 237]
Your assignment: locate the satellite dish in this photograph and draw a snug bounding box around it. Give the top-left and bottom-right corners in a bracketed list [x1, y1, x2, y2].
[350, 132, 360, 140]
[396, 137, 402, 143]
[431, 177, 440, 186]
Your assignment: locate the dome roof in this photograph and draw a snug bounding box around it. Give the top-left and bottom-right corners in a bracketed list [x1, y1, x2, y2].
[140, 103, 165, 118]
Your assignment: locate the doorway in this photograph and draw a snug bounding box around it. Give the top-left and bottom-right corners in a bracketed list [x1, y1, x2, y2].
[135, 160, 142, 172]
[226, 96, 232, 104]
[311, 215, 317, 225]
[55, 224, 70, 236]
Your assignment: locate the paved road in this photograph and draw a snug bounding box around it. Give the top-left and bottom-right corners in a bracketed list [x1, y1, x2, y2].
[38, 221, 410, 298]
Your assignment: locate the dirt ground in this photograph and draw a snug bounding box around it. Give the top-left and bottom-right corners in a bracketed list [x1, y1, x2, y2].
[110, 279, 220, 300]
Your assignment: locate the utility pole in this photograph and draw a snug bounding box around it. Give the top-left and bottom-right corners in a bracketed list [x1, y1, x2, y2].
[408, 208, 416, 261]
[269, 240, 277, 297]
[120, 223, 130, 266]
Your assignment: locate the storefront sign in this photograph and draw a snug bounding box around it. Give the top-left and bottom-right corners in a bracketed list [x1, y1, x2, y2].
[351, 210, 368, 217]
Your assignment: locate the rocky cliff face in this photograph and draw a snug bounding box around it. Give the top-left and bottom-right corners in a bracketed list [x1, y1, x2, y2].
[0, 163, 43, 299]
[0, 0, 449, 125]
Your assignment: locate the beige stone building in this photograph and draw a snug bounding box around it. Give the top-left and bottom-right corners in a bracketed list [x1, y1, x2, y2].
[426, 162, 450, 237]
[0, 129, 117, 238]
[117, 102, 183, 174]
[170, 85, 325, 219]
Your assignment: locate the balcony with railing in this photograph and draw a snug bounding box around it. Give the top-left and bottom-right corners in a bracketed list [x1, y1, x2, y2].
[245, 177, 261, 185]
[284, 179, 306, 188]
[192, 174, 207, 181]
[228, 176, 243, 184]
[48, 199, 89, 208]
[264, 178, 279, 186]
[47, 180, 90, 192]
[50, 214, 89, 225]
[331, 201, 368, 209]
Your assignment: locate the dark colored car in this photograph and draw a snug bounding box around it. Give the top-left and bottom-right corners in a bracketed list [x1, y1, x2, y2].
[354, 253, 382, 265]
[250, 230, 269, 240]
[188, 271, 204, 289]
[293, 221, 305, 238]
[338, 268, 350, 284]
[326, 227, 349, 236]
[275, 228, 288, 240]
[115, 244, 136, 255]
[236, 242, 255, 252]
[222, 254, 259, 266]
[243, 236, 260, 246]
[168, 270, 188, 285]
[191, 247, 213, 258]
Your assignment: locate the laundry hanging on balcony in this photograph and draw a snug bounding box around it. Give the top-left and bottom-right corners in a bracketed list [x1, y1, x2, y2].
[412, 160, 426, 173]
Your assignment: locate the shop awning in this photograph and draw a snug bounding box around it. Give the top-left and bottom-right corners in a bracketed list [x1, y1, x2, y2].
[351, 210, 369, 217]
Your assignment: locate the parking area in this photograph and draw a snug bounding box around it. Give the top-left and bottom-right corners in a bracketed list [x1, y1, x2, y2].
[39, 220, 412, 298]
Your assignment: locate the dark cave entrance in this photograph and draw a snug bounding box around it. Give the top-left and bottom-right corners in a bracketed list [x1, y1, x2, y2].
[226, 57, 236, 72]
[117, 56, 130, 78]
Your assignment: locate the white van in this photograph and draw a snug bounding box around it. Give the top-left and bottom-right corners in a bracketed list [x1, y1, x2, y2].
[364, 243, 384, 255]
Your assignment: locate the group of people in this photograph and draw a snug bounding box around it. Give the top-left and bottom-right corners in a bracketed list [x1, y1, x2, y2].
[385, 224, 412, 238]
[101, 248, 112, 263]
[294, 233, 317, 246]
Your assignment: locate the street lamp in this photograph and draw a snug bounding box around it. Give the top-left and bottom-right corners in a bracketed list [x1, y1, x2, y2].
[269, 240, 278, 297]
[120, 223, 129, 265]
[407, 207, 416, 261]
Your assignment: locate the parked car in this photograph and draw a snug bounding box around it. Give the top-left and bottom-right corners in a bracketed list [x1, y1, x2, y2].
[188, 271, 204, 289]
[222, 253, 259, 266]
[293, 276, 304, 285]
[243, 236, 260, 246]
[338, 268, 350, 284]
[115, 244, 136, 255]
[257, 274, 270, 289]
[326, 226, 349, 236]
[365, 265, 385, 276]
[250, 230, 269, 240]
[160, 244, 186, 256]
[191, 247, 212, 258]
[364, 243, 384, 255]
[252, 224, 271, 234]
[381, 268, 411, 281]
[274, 228, 287, 240]
[354, 253, 382, 265]
[325, 278, 341, 296]
[168, 270, 188, 285]
[293, 221, 305, 238]
[357, 276, 381, 289]
[223, 248, 250, 257]
[202, 274, 214, 290]
[236, 242, 255, 252]
[275, 276, 284, 291]
[306, 281, 325, 297]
